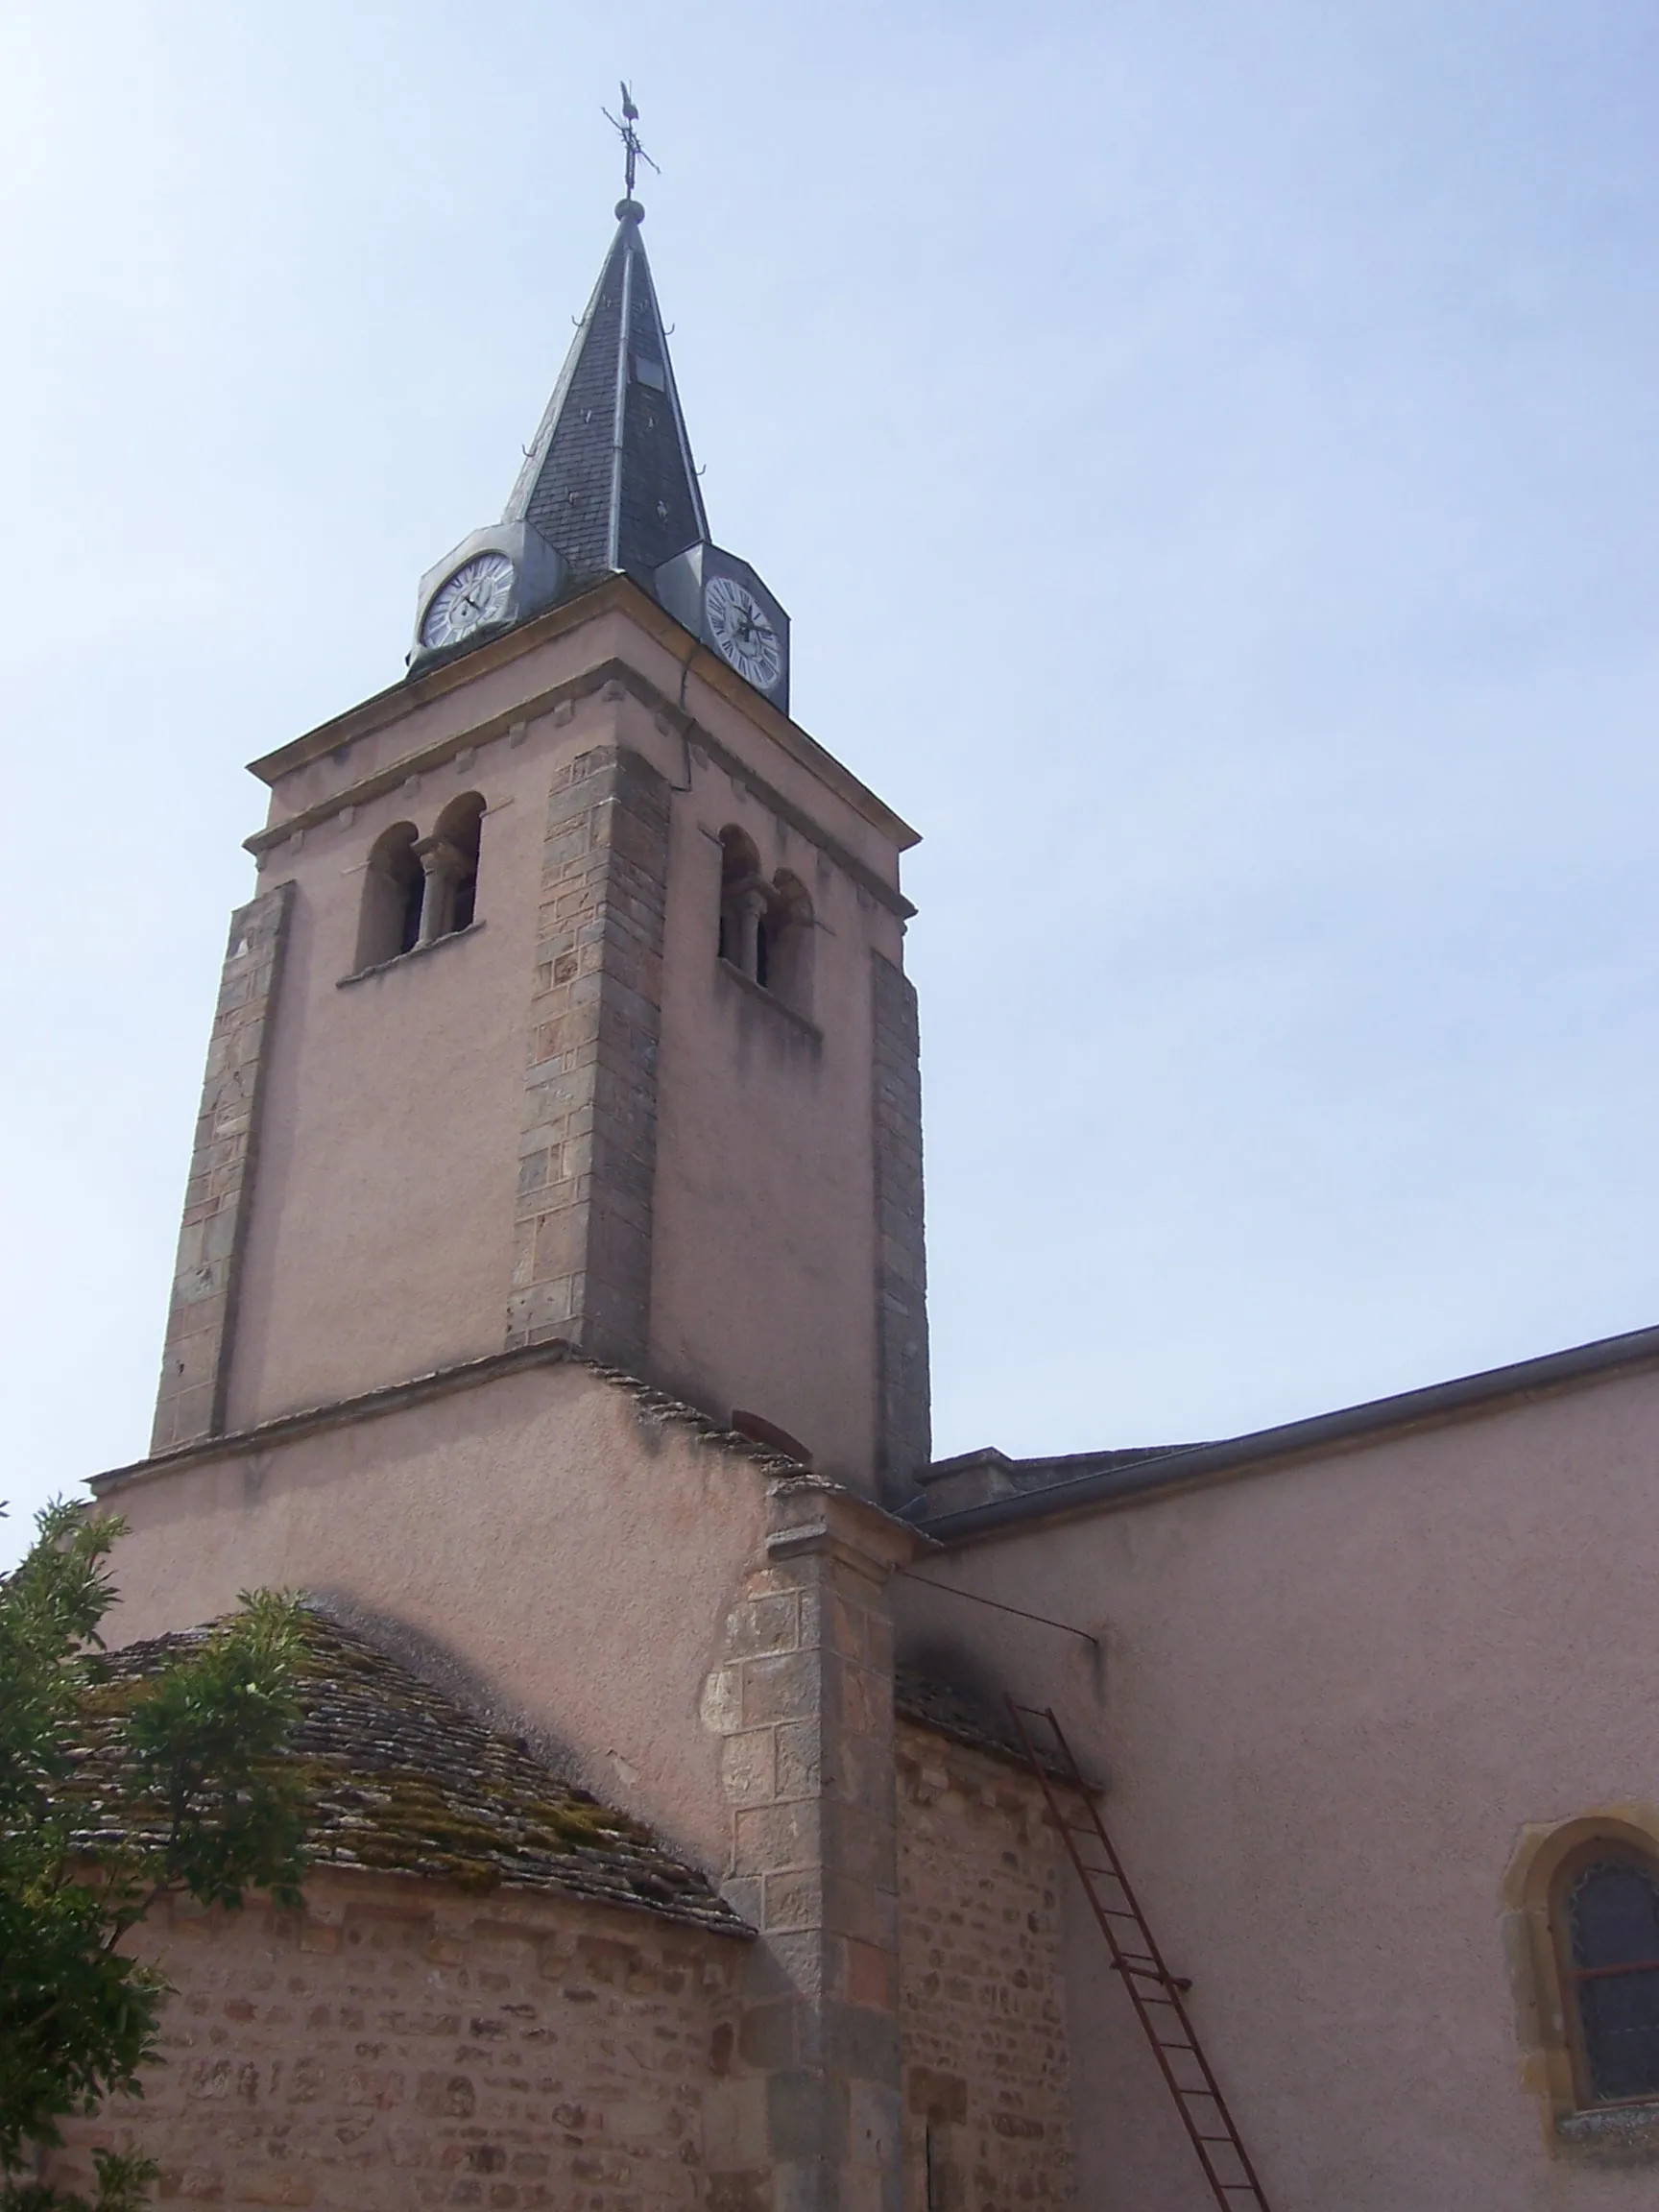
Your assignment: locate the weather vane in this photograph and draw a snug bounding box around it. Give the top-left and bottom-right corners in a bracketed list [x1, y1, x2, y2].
[603, 82, 659, 203]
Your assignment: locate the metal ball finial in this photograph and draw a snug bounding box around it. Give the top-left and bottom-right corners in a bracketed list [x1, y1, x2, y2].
[615, 198, 645, 223]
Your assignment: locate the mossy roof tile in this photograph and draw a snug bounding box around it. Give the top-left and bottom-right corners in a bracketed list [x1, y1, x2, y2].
[69, 1611, 751, 1938]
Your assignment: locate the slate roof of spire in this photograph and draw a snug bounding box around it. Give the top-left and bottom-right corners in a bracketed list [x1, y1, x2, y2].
[503, 200, 709, 592]
[58, 1610, 750, 1936]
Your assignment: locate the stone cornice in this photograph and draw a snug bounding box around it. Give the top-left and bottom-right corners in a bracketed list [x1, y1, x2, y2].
[764, 1471, 935, 1577]
[244, 649, 917, 923]
[246, 573, 920, 855]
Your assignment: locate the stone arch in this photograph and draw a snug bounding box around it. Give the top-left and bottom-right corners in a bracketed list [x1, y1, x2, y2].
[1502, 1806, 1659, 2137]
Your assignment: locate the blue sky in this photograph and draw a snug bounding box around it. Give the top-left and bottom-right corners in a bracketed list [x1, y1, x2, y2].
[1, 2, 1655, 1559]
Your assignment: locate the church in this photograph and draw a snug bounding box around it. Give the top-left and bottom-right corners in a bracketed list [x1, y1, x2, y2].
[51, 160, 1659, 2212]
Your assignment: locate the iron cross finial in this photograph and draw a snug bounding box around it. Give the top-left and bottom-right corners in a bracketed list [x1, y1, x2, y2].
[603, 82, 660, 203]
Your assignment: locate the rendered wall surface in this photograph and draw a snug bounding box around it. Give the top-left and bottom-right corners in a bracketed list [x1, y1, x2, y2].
[206, 598, 922, 1493]
[46, 1873, 746, 2212]
[102, 1359, 772, 1873]
[896, 1362, 1659, 2211]
[895, 1722, 1072, 2212]
[647, 721, 906, 1487]
[99, 1388, 928, 2212]
[225, 740, 544, 1429]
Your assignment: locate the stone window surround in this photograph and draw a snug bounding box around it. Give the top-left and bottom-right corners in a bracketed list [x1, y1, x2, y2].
[1502, 1805, 1659, 2158]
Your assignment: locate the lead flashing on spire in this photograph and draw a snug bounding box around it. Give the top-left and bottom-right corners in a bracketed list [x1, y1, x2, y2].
[605, 220, 636, 573]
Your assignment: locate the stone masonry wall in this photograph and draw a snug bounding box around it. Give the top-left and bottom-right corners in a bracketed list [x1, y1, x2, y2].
[896, 1721, 1073, 2212]
[47, 1871, 747, 2212]
[152, 882, 294, 1453]
[869, 952, 929, 1508]
[699, 1478, 917, 2212]
[507, 727, 671, 1368]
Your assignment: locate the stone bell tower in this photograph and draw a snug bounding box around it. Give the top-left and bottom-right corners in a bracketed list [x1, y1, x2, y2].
[149, 192, 929, 1505]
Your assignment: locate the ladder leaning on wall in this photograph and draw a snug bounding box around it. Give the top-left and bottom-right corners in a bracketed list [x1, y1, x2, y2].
[1004, 1700, 1274, 2212]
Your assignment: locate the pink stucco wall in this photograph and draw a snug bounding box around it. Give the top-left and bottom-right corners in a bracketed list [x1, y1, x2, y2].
[226, 761, 541, 1430]
[222, 597, 911, 1492]
[896, 1362, 1659, 2210]
[101, 1359, 772, 1871]
[647, 713, 900, 1484]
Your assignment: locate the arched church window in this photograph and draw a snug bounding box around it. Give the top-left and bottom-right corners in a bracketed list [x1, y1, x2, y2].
[417, 793, 486, 945]
[356, 822, 423, 969]
[1553, 1845, 1659, 2105]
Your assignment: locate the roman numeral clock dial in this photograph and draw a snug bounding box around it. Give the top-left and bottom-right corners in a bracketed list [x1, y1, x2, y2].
[704, 573, 783, 694]
[421, 552, 516, 649]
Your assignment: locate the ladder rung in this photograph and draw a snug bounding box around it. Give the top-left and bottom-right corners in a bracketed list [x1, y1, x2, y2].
[1114, 1962, 1190, 1989]
[1003, 1694, 1270, 2212]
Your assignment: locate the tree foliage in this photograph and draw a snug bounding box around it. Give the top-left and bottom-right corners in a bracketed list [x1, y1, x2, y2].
[0, 1503, 308, 2209]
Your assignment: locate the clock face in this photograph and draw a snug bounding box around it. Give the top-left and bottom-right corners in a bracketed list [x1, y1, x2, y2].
[704, 574, 783, 693]
[421, 553, 515, 649]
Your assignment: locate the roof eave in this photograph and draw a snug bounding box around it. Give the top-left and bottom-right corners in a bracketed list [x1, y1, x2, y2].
[244, 574, 921, 854]
[923, 1318, 1659, 1546]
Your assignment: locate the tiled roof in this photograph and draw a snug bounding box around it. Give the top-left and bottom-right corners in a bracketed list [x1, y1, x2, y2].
[895, 1671, 1033, 1768]
[64, 1612, 750, 1938]
[894, 1671, 1088, 1785]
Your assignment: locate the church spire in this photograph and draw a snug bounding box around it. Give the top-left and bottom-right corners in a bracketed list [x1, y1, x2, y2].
[408, 102, 790, 710]
[501, 197, 709, 591]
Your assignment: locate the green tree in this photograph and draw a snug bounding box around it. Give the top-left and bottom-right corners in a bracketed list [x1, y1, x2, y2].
[0, 1503, 308, 2212]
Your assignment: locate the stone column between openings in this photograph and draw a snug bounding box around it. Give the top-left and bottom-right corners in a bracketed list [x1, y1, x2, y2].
[871, 952, 930, 1507]
[150, 880, 294, 1454]
[702, 1476, 921, 2212]
[507, 735, 670, 1368]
